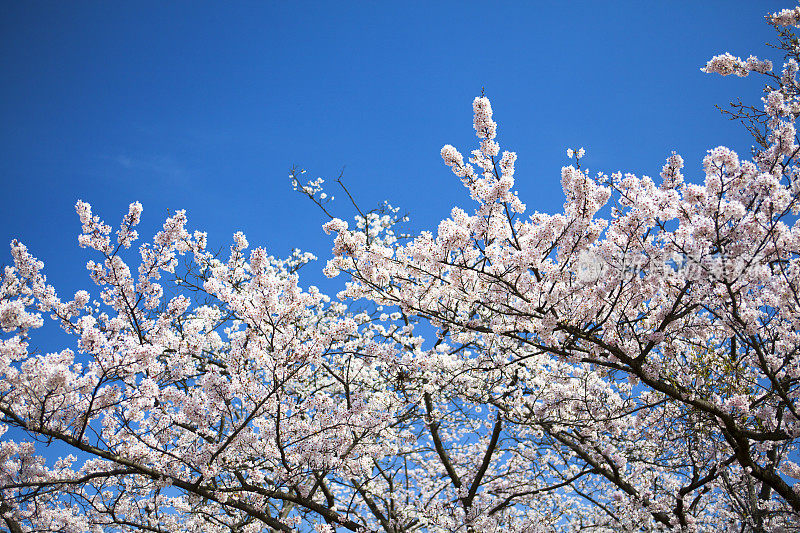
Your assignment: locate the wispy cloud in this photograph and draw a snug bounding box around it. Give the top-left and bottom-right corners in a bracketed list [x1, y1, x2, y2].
[112, 154, 186, 180]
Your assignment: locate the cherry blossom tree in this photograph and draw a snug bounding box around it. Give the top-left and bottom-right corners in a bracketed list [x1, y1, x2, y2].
[314, 6, 800, 532]
[3, 4, 800, 533]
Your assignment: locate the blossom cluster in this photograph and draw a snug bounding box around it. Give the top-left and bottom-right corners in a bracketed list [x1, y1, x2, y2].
[701, 52, 773, 77]
[772, 5, 800, 26]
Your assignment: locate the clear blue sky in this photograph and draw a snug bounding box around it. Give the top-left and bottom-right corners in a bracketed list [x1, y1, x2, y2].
[0, 0, 789, 298]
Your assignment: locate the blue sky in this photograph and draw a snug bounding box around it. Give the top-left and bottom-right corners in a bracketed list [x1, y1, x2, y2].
[0, 0, 789, 298]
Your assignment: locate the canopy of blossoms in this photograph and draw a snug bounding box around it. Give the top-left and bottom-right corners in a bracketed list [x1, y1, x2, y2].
[3, 4, 800, 533]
